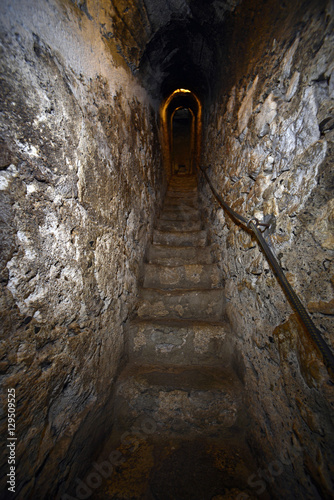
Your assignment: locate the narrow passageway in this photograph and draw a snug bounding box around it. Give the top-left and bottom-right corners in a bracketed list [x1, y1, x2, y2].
[0, 0, 333, 499]
[171, 110, 195, 175]
[93, 172, 258, 499]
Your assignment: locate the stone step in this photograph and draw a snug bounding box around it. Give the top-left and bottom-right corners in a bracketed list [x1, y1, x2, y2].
[167, 185, 197, 193]
[143, 263, 221, 289]
[137, 288, 225, 321]
[165, 190, 198, 199]
[156, 218, 202, 231]
[163, 197, 199, 209]
[166, 190, 197, 198]
[168, 177, 197, 189]
[112, 364, 245, 438]
[168, 176, 197, 184]
[160, 208, 200, 221]
[162, 202, 200, 213]
[95, 434, 260, 500]
[127, 319, 232, 366]
[153, 229, 207, 246]
[147, 244, 215, 265]
[162, 201, 199, 211]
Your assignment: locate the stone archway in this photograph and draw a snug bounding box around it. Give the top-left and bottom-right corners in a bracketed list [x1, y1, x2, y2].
[171, 106, 195, 175]
[160, 88, 202, 180]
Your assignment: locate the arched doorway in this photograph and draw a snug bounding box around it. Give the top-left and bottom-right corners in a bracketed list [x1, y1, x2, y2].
[171, 107, 195, 175]
[160, 89, 202, 180]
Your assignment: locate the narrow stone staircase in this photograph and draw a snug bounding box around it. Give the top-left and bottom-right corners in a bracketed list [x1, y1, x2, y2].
[95, 174, 262, 500]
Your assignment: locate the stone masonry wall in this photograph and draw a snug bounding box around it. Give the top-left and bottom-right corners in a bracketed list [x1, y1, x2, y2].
[0, 0, 164, 497]
[200, 1, 334, 498]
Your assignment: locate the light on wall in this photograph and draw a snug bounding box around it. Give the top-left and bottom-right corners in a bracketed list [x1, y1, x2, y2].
[160, 88, 202, 178]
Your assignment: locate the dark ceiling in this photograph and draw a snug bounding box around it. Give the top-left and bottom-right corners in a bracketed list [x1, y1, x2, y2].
[131, 0, 242, 101]
[73, 0, 243, 102]
[75, 0, 320, 103]
[138, 19, 214, 100]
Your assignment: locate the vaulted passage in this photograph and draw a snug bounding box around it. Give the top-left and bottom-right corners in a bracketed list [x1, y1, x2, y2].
[0, 1, 334, 499]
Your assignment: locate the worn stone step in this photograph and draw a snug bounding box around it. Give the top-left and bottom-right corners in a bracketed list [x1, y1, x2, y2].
[168, 176, 197, 183]
[165, 190, 198, 200]
[95, 434, 261, 500]
[163, 197, 199, 209]
[168, 176, 197, 189]
[162, 202, 200, 213]
[165, 188, 198, 196]
[160, 208, 200, 221]
[113, 364, 245, 437]
[143, 263, 221, 289]
[163, 202, 199, 211]
[156, 218, 202, 231]
[166, 190, 197, 198]
[153, 229, 207, 246]
[147, 244, 215, 265]
[137, 288, 225, 321]
[127, 319, 232, 366]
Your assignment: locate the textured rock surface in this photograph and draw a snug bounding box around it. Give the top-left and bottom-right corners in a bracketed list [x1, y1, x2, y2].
[201, 0, 334, 497]
[0, 0, 164, 497]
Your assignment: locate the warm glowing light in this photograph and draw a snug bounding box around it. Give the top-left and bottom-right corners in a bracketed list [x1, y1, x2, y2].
[164, 89, 194, 110]
[160, 88, 202, 178]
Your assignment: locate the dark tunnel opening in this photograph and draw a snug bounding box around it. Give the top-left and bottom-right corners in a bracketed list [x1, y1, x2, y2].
[160, 88, 202, 180]
[171, 107, 194, 175]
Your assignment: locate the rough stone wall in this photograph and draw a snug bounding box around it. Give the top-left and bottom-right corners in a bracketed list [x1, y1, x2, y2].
[200, 0, 334, 498]
[0, 0, 164, 497]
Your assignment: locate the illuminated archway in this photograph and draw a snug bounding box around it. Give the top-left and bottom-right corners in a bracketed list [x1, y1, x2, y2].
[160, 88, 202, 178]
[171, 106, 195, 174]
